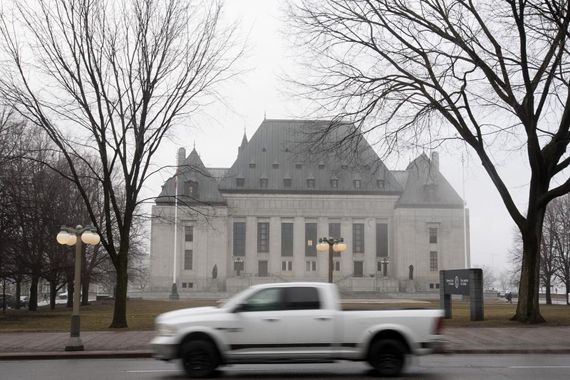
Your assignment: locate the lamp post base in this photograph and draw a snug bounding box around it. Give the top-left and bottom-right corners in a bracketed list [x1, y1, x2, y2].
[65, 337, 84, 351]
[169, 283, 179, 300]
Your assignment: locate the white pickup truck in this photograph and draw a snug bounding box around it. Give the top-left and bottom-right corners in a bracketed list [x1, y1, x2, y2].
[151, 282, 444, 378]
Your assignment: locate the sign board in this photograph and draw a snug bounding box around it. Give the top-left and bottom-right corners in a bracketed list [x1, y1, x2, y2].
[440, 268, 484, 321]
[442, 269, 472, 295]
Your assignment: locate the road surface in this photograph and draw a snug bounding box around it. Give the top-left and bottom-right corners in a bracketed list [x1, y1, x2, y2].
[2, 354, 570, 379]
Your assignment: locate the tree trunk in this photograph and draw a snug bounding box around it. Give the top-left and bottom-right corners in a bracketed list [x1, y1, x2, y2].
[82, 271, 90, 306]
[14, 280, 21, 310]
[512, 219, 545, 323]
[566, 281, 569, 305]
[49, 281, 57, 310]
[28, 275, 39, 311]
[66, 281, 73, 308]
[109, 246, 129, 328]
[545, 277, 552, 305]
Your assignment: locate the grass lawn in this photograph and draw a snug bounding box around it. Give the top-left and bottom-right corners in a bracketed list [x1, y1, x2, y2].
[1, 298, 569, 332]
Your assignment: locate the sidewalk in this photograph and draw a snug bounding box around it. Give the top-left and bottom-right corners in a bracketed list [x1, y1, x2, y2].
[1, 327, 570, 359]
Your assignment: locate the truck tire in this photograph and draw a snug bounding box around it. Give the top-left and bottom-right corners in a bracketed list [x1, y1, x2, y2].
[368, 339, 406, 377]
[181, 340, 219, 378]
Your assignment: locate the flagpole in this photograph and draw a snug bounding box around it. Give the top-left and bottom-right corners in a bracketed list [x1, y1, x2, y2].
[170, 156, 180, 300]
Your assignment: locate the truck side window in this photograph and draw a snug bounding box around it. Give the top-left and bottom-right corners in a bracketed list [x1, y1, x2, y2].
[284, 287, 321, 310]
[243, 288, 283, 312]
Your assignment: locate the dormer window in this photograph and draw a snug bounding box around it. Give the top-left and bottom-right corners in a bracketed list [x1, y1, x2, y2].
[236, 178, 245, 187]
[185, 180, 199, 198]
[249, 161, 256, 168]
[295, 163, 303, 169]
[259, 178, 268, 188]
[318, 162, 325, 169]
[377, 179, 385, 189]
[283, 178, 292, 188]
[353, 179, 361, 189]
[330, 178, 339, 188]
[307, 178, 315, 188]
[341, 163, 348, 169]
[272, 162, 279, 169]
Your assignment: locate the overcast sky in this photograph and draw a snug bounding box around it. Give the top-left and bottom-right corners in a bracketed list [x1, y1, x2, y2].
[145, 0, 536, 277]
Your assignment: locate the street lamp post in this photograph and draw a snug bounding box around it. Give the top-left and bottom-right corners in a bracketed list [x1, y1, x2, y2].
[316, 237, 347, 283]
[234, 257, 244, 276]
[56, 225, 100, 351]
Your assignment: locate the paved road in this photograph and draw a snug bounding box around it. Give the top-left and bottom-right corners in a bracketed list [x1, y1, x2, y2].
[2, 354, 570, 380]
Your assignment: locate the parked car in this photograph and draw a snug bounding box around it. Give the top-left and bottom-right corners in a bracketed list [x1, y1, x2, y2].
[151, 282, 445, 378]
[0, 294, 26, 309]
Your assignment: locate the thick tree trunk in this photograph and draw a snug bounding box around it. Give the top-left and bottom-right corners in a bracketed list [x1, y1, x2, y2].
[512, 218, 546, 323]
[28, 275, 39, 311]
[566, 282, 569, 305]
[109, 246, 129, 328]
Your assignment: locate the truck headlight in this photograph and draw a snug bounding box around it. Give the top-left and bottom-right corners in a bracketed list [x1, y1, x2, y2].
[157, 324, 177, 337]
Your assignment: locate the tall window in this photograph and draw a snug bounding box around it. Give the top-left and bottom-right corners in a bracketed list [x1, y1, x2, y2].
[329, 222, 341, 257]
[185, 226, 193, 242]
[233, 222, 246, 256]
[353, 261, 363, 277]
[184, 250, 193, 270]
[429, 227, 438, 244]
[281, 223, 293, 257]
[430, 251, 438, 271]
[305, 223, 317, 256]
[353, 223, 365, 253]
[306, 260, 317, 272]
[282, 260, 293, 271]
[257, 222, 270, 252]
[376, 223, 388, 257]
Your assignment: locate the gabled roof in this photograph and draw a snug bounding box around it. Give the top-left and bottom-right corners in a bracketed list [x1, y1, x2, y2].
[218, 119, 403, 194]
[396, 153, 464, 208]
[156, 148, 226, 205]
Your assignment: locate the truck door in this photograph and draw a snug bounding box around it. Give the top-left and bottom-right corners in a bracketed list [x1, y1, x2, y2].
[276, 286, 336, 359]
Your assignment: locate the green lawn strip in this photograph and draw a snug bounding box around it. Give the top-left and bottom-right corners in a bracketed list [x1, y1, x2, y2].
[0, 299, 568, 332]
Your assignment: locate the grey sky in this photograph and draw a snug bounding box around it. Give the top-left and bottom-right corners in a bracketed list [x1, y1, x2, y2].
[145, 0, 536, 275]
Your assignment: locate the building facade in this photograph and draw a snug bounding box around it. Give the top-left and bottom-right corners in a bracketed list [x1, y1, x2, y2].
[150, 119, 470, 294]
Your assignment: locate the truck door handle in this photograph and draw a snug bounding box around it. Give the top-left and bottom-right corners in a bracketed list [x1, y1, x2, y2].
[315, 316, 332, 321]
[263, 318, 280, 322]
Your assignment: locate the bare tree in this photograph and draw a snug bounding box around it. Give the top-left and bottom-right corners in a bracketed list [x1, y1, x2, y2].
[0, 0, 241, 327]
[541, 200, 560, 304]
[289, 0, 570, 323]
[551, 195, 570, 304]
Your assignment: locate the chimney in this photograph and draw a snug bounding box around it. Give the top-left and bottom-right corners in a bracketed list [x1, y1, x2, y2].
[431, 151, 439, 172]
[177, 147, 186, 167]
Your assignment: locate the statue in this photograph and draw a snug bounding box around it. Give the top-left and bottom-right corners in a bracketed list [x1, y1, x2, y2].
[409, 265, 414, 280]
[212, 264, 218, 279]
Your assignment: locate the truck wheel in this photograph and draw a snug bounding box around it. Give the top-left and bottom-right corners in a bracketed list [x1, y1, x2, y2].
[181, 340, 219, 378]
[368, 339, 406, 377]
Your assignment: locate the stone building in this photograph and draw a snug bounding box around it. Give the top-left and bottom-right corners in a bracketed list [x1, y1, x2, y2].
[149, 119, 469, 294]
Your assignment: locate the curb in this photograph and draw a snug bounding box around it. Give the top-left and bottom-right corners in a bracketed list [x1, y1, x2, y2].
[0, 351, 152, 360]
